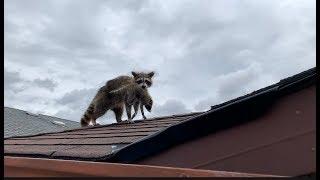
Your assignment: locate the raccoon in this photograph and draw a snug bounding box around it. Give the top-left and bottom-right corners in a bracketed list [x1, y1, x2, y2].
[80, 71, 154, 127]
[80, 83, 153, 126]
[103, 71, 154, 120]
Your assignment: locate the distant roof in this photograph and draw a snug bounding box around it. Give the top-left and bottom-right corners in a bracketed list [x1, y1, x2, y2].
[4, 107, 80, 138]
[4, 67, 316, 163]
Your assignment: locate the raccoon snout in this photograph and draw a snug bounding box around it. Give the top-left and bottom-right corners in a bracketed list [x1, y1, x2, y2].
[142, 85, 147, 89]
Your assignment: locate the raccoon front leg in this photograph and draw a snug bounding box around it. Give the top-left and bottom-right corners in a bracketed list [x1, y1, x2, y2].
[131, 101, 139, 119]
[140, 103, 147, 120]
[125, 103, 134, 123]
[112, 105, 123, 123]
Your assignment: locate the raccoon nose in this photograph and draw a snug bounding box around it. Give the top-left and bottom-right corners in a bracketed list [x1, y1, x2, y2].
[142, 85, 146, 89]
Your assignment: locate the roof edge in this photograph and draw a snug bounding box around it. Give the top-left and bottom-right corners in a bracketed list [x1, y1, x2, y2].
[5, 156, 282, 177]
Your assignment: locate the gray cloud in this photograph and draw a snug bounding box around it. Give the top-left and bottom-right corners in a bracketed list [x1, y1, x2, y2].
[4, 68, 57, 92]
[152, 99, 191, 117]
[33, 78, 57, 92]
[57, 88, 96, 107]
[4, 0, 316, 123]
[4, 69, 24, 93]
[194, 62, 276, 111]
[4, 68, 61, 115]
[54, 88, 97, 120]
[194, 97, 217, 112]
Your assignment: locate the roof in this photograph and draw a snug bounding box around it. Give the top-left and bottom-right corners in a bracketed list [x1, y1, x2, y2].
[4, 107, 80, 138]
[4, 67, 317, 164]
[4, 111, 203, 161]
[107, 67, 316, 163]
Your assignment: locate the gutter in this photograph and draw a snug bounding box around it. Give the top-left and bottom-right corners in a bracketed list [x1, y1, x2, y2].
[4, 156, 282, 177]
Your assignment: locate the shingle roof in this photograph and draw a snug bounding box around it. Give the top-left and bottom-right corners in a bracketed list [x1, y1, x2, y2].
[4, 67, 316, 164]
[4, 111, 203, 161]
[4, 107, 80, 138]
[105, 67, 316, 163]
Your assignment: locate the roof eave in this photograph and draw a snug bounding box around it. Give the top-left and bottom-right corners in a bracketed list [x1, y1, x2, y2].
[4, 156, 283, 177]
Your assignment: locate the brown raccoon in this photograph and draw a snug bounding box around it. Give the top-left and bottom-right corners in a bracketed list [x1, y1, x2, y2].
[104, 71, 154, 121]
[80, 71, 154, 126]
[80, 83, 153, 126]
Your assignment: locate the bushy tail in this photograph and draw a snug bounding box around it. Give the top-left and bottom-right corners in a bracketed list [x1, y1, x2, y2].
[80, 104, 95, 127]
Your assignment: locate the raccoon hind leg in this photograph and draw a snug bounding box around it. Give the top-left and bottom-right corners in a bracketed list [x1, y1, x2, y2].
[91, 103, 108, 126]
[112, 105, 124, 123]
[80, 104, 95, 127]
[126, 104, 132, 121]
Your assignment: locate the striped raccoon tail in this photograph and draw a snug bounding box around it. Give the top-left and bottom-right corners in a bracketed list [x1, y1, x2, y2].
[80, 104, 95, 127]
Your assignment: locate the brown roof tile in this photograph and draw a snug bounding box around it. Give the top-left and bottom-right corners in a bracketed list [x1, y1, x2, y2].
[4, 112, 203, 161]
[5, 145, 75, 156]
[44, 127, 163, 136]
[51, 145, 114, 159]
[11, 131, 153, 140]
[5, 136, 144, 145]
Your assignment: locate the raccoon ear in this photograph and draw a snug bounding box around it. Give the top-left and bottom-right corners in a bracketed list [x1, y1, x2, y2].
[131, 71, 138, 77]
[148, 71, 155, 78]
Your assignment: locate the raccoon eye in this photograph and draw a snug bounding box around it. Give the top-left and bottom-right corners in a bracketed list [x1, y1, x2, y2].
[145, 81, 151, 86]
[137, 80, 143, 84]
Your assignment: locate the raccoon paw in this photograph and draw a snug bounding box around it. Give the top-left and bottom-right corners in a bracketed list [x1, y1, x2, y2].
[126, 119, 135, 124]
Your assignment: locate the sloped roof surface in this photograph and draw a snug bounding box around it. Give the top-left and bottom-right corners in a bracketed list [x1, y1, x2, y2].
[104, 67, 317, 163]
[4, 107, 80, 138]
[4, 67, 316, 164]
[4, 112, 203, 161]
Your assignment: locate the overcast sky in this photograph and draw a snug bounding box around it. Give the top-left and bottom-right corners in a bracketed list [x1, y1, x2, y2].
[4, 0, 316, 124]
